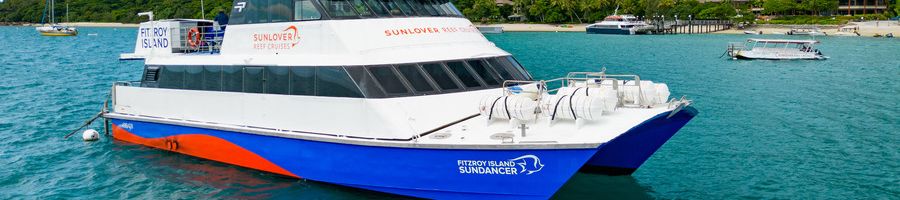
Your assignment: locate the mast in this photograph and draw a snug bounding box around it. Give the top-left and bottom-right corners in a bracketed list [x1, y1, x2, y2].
[201, 0, 206, 19]
[66, 2, 69, 23]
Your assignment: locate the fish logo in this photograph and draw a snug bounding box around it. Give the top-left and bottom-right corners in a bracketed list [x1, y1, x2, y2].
[283, 25, 301, 47]
[234, 2, 247, 12]
[510, 155, 544, 175]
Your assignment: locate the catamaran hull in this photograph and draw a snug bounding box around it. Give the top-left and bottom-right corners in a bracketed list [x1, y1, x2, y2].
[109, 119, 598, 199]
[580, 106, 698, 175]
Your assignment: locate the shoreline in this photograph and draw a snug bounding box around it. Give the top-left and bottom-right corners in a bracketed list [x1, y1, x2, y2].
[478, 21, 899, 37]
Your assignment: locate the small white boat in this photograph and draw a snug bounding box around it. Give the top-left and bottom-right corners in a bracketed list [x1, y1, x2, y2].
[743, 30, 762, 35]
[832, 26, 860, 37]
[726, 39, 827, 60]
[788, 26, 826, 36]
[477, 26, 504, 34]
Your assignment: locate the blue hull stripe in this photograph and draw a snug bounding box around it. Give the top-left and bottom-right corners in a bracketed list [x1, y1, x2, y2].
[111, 119, 597, 199]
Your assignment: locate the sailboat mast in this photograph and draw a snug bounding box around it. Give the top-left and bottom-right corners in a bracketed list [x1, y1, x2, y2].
[66, 2, 69, 23]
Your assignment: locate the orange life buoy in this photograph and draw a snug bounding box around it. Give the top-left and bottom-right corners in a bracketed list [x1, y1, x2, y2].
[187, 27, 201, 49]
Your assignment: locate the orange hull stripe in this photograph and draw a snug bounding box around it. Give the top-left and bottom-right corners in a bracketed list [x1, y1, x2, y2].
[112, 124, 299, 178]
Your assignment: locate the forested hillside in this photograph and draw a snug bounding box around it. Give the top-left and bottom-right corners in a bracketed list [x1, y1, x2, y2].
[0, 0, 232, 23]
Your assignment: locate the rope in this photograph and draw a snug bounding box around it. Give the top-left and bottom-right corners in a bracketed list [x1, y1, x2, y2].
[503, 96, 511, 120]
[551, 95, 568, 121]
[569, 88, 582, 120]
[487, 96, 503, 120]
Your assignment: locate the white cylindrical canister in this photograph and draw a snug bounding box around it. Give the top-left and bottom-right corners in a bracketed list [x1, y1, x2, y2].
[479, 95, 538, 121]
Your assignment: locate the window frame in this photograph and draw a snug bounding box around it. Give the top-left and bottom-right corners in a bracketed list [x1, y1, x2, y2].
[418, 62, 465, 92]
[394, 64, 440, 95]
[365, 65, 414, 96]
[444, 60, 487, 90]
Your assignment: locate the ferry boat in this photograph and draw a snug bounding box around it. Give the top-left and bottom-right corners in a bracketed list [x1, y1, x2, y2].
[726, 39, 827, 60]
[585, 11, 650, 35]
[108, 0, 697, 199]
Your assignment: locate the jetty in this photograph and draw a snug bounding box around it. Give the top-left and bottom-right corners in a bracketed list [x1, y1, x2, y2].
[643, 18, 734, 34]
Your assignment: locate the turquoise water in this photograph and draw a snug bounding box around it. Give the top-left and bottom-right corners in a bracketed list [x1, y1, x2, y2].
[0, 26, 897, 199]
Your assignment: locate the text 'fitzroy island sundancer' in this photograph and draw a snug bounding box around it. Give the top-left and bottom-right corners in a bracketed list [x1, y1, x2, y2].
[109, 0, 697, 199]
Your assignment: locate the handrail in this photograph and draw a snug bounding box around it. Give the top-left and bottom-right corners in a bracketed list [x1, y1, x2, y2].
[174, 24, 226, 54]
[499, 69, 660, 107]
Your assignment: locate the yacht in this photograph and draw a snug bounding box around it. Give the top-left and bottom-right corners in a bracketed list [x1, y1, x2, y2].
[109, 0, 697, 199]
[36, 0, 77, 36]
[586, 10, 650, 35]
[726, 39, 827, 60]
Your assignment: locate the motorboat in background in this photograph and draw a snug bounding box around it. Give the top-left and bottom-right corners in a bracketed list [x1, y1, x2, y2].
[586, 8, 651, 35]
[726, 39, 827, 60]
[787, 26, 825, 36]
[36, 0, 77, 36]
[832, 26, 860, 37]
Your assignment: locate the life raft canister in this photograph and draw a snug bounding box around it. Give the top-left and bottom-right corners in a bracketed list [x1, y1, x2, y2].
[187, 27, 201, 49]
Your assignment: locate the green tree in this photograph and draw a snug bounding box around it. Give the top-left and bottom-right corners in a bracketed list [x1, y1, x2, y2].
[799, 0, 838, 15]
[463, 0, 501, 22]
[697, 1, 735, 19]
[763, 0, 797, 15]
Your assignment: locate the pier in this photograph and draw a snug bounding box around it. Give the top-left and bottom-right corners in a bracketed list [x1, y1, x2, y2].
[643, 18, 733, 34]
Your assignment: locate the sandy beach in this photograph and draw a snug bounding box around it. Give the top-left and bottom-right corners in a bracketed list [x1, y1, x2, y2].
[715, 21, 900, 37]
[481, 21, 899, 37]
[478, 23, 588, 32]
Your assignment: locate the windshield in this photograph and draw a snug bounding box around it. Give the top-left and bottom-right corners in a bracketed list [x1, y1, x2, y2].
[231, 0, 463, 24]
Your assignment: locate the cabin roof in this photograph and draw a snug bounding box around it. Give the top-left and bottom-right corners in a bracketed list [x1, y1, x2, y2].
[747, 38, 819, 44]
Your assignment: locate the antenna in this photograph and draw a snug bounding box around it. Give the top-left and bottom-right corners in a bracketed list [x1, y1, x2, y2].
[138, 12, 154, 21]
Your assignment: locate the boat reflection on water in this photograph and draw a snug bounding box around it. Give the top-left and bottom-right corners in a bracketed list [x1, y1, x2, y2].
[554, 173, 655, 200]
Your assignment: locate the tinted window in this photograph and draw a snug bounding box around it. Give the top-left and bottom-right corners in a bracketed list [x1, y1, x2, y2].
[266, 66, 290, 95]
[446, 61, 481, 88]
[320, 0, 359, 18]
[368, 66, 409, 94]
[506, 56, 532, 80]
[244, 67, 265, 93]
[317, 66, 364, 97]
[491, 57, 528, 80]
[380, 0, 405, 16]
[365, 0, 391, 16]
[290, 67, 316, 95]
[486, 58, 515, 81]
[267, 0, 294, 22]
[421, 63, 459, 90]
[346, 66, 386, 98]
[393, 0, 417, 16]
[231, 0, 293, 24]
[158, 66, 184, 89]
[184, 66, 204, 90]
[405, 0, 436, 16]
[203, 66, 222, 91]
[396, 64, 434, 93]
[466, 60, 500, 86]
[294, 0, 323, 20]
[142, 66, 160, 87]
[222, 66, 243, 92]
[351, 0, 375, 17]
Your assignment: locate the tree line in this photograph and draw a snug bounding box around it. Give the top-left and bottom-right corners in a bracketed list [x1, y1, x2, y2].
[455, 0, 897, 23]
[0, 0, 896, 24]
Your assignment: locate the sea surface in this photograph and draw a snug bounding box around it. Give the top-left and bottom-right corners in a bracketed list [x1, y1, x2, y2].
[0, 26, 897, 199]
